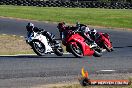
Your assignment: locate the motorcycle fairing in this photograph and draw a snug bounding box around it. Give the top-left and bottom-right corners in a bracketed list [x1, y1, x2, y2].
[68, 33, 94, 56]
[28, 32, 53, 53]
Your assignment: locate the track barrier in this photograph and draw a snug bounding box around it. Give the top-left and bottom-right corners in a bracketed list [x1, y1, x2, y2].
[0, 0, 131, 9]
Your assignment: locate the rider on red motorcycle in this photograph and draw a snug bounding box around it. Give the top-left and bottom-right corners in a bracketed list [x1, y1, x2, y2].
[76, 22, 95, 44]
[89, 29, 98, 40]
[57, 22, 97, 48]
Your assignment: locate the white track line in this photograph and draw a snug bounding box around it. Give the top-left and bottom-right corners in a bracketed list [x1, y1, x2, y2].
[0, 53, 71, 56]
[12, 35, 16, 37]
[98, 70, 116, 72]
[1, 34, 24, 38]
[2, 34, 7, 35]
[20, 36, 24, 38]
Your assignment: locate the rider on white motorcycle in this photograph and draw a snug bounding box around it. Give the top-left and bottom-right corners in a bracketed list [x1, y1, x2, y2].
[26, 23, 56, 43]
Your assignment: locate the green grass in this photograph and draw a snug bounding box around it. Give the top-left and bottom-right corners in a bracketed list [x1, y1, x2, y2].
[0, 5, 132, 29]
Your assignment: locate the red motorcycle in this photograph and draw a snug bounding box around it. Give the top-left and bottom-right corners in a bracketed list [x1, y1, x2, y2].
[62, 30, 102, 58]
[90, 32, 113, 52]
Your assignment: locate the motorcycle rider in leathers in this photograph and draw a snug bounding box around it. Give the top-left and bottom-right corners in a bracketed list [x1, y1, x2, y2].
[26, 23, 56, 43]
[57, 22, 97, 48]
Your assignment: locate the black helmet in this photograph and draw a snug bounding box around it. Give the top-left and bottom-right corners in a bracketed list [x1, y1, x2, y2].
[26, 23, 34, 32]
[57, 22, 66, 32]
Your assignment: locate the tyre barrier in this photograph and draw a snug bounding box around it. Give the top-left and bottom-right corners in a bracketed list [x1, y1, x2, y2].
[0, 0, 132, 9]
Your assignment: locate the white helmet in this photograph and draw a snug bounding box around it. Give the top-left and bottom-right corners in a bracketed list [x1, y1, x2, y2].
[91, 29, 97, 35]
[80, 26, 90, 33]
[85, 27, 90, 32]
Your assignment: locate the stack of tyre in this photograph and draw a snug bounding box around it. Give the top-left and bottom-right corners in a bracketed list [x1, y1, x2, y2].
[0, 0, 131, 9]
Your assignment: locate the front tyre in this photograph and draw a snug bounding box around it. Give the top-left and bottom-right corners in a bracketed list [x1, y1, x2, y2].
[104, 43, 112, 52]
[69, 43, 83, 58]
[93, 49, 102, 57]
[31, 40, 45, 56]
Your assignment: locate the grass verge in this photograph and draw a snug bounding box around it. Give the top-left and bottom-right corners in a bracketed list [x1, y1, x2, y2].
[49, 77, 132, 88]
[0, 5, 132, 29]
[53, 84, 132, 88]
[52, 79, 132, 88]
[0, 34, 34, 55]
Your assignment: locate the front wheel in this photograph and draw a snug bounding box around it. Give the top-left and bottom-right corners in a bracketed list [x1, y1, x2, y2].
[31, 40, 45, 56]
[104, 43, 112, 52]
[93, 49, 102, 57]
[69, 43, 83, 58]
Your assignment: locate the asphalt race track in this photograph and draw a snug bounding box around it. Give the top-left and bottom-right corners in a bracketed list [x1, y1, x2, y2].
[0, 17, 132, 87]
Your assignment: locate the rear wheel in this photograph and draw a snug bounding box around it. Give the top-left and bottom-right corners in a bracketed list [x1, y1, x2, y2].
[54, 46, 64, 56]
[31, 40, 45, 56]
[69, 43, 83, 58]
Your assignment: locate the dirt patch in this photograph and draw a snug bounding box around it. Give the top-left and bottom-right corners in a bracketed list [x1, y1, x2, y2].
[0, 34, 66, 55]
[0, 34, 34, 55]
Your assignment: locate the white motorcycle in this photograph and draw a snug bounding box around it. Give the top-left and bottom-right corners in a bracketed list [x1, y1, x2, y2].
[26, 31, 64, 56]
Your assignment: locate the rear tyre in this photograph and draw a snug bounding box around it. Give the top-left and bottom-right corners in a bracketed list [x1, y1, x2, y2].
[69, 43, 83, 58]
[31, 40, 45, 56]
[54, 46, 64, 56]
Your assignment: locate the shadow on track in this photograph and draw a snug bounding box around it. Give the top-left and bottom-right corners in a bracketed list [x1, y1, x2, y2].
[0, 55, 76, 59]
[114, 45, 132, 48]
